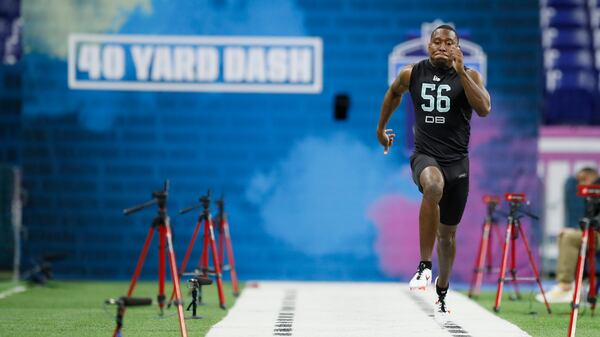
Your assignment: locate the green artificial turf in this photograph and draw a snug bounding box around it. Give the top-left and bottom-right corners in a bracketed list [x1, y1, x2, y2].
[0, 281, 241, 337]
[0, 280, 21, 292]
[469, 291, 600, 337]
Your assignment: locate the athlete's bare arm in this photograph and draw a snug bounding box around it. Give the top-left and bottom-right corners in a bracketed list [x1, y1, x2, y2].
[451, 46, 491, 117]
[376, 65, 413, 154]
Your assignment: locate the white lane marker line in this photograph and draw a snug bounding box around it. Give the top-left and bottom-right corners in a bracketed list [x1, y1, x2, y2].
[0, 285, 26, 300]
[273, 289, 296, 336]
[405, 289, 473, 337]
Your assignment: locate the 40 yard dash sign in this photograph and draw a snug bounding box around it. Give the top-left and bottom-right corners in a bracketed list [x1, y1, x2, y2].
[68, 34, 323, 94]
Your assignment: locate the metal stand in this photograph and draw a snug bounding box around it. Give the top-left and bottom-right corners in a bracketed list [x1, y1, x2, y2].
[185, 274, 213, 319]
[168, 190, 226, 309]
[493, 193, 551, 314]
[469, 195, 504, 298]
[114, 181, 188, 337]
[568, 184, 600, 337]
[215, 195, 240, 297]
[106, 297, 152, 336]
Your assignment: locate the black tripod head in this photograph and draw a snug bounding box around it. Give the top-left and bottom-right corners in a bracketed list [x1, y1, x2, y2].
[105, 296, 153, 307]
[187, 275, 213, 289]
[123, 180, 170, 215]
[105, 296, 152, 332]
[152, 180, 169, 210]
[577, 184, 600, 229]
[200, 190, 211, 211]
[216, 193, 225, 213]
[505, 193, 539, 221]
[483, 195, 500, 217]
[180, 189, 212, 217]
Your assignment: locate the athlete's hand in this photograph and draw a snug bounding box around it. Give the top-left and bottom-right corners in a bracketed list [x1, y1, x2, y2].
[377, 128, 395, 155]
[451, 45, 465, 75]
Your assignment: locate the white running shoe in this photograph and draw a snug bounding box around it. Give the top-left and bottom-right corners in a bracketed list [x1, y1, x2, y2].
[535, 284, 574, 304]
[434, 277, 451, 324]
[409, 262, 432, 290]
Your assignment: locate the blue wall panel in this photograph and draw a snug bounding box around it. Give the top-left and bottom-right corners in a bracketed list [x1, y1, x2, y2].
[19, 0, 541, 281]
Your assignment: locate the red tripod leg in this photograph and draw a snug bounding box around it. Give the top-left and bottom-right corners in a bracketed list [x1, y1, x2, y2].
[517, 223, 551, 314]
[568, 224, 591, 337]
[469, 220, 490, 298]
[509, 229, 522, 300]
[494, 220, 513, 312]
[114, 227, 155, 337]
[486, 223, 494, 273]
[208, 216, 226, 309]
[490, 224, 504, 271]
[587, 228, 596, 313]
[158, 224, 166, 313]
[165, 220, 189, 337]
[218, 218, 225, 269]
[493, 222, 505, 261]
[223, 217, 240, 296]
[127, 227, 155, 297]
[168, 218, 203, 305]
[199, 219, 210, 274]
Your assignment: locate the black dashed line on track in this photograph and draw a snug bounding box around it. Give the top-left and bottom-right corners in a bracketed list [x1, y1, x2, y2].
[405, 290, 474, 337]
[273, 289, 297, 336]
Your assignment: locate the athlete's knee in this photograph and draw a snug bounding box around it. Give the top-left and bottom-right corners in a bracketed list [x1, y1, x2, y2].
[437, 226, 457, 242]
[420, 167, 444, 201]
[422, 183, 443, 202]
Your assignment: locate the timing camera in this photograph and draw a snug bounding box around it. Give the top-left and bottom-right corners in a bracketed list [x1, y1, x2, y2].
[482, 195, 500, 204]
[577, 184, 600, 218]
[505, 193, 526, 203]
[188, 277, 201, 289]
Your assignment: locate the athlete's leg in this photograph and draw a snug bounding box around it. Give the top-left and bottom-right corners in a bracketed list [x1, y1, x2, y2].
[409, 154, 444, 289]
[436, 224, 457, 288]
[436, 158, 469, 288]
[419, 166, 444, 261]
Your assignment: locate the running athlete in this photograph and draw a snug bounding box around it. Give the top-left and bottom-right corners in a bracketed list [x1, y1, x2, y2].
[375, 25, 491, 316]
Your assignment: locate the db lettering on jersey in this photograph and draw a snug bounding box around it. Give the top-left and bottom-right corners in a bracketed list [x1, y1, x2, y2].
[425, 116, 446, 124]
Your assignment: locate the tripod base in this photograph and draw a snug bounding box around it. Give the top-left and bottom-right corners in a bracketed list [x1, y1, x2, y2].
[508, 294, 521, 301]
[494, 217, 551, 314]
[568, 221, 598, 336]
[468, 217, 504, 299]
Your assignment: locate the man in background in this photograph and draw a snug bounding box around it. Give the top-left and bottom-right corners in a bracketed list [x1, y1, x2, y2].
[537, 167, 600, 303]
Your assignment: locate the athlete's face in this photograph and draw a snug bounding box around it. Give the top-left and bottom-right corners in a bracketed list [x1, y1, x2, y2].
[428, 29, 459, 67]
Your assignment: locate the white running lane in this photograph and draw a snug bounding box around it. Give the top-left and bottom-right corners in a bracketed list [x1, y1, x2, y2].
[206, 282, 531, 337]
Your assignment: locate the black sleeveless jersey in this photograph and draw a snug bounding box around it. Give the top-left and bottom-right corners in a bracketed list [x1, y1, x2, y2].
[408, 59, 472, 165]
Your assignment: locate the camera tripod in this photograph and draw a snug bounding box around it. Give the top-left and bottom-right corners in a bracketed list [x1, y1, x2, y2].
[105, 296, 152, 336]
[468, 195, 505, 298]
[493, 193, 551, 314]
[168, 190, 226, 309]
[568, 184, 600, 337]
[185, 273, 213, 319]
[215, 195, 240, 297]
[115, 181, 188, 337]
